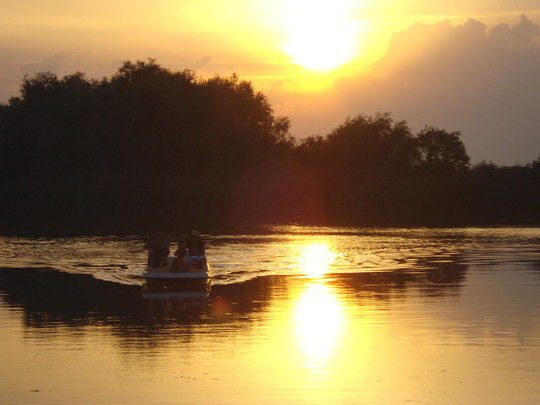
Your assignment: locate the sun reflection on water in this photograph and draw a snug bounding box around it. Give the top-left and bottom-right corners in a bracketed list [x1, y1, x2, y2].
[297, 243, 337, 278]
[294, 280, 344, 373]
[294, 243, 343, 367]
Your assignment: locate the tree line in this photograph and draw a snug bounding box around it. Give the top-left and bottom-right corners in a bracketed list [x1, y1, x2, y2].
[0, 59, 538, 234]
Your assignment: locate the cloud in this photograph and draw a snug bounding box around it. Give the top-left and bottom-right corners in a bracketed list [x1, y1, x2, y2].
[291, 14, 540, 165]
[0, 49, 117, 100]
[2, 9, 539, 165]
[489, 14, 540, 47]
[21, 51, 80, 76]
[373, 1, 540, 15]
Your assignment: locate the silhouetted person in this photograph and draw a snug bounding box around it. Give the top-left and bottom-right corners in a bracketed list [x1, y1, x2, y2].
[173, 239, 187, 272]
[144, 232, 170, 269]
[186, 230, 206, 269]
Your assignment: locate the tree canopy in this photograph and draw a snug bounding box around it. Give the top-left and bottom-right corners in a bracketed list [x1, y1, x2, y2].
[0, 59, 293, 178]
[0, 59, 538, 233]
[296, 112, 470, 177]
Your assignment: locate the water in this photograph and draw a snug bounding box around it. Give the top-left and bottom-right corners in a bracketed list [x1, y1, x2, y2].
[1, 226, 540, 404]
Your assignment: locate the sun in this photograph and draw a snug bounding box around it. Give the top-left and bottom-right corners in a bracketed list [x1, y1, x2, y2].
[282, 0, 358, 71]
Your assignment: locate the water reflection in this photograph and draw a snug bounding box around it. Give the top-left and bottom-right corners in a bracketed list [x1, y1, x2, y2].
[1, 228, 540, 404]
[0, 254, 471, 333]
[297, 243, 336, 278]
[294, 281, 343, 368]
[142, 290, 209, 321]
[294, 242, 343, 370]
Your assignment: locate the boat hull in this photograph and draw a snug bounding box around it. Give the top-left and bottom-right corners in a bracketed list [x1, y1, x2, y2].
[142, 268, 210, 290]
[141, 272, 210, 280]
[140, 255, 211, 289]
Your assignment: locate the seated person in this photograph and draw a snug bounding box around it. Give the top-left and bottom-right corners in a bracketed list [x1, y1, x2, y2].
[144, 232, 170, 269]
[186, 230, 206, 269]
[172, 240, 187, 272]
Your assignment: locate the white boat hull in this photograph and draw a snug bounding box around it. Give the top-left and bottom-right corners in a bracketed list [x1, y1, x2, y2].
[140, 256, 211, 291]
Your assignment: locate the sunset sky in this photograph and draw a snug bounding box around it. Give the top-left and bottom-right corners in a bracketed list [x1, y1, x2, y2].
[1, 1, 539, 164]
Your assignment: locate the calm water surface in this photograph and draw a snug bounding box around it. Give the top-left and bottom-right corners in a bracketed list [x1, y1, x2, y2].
[1, 226, 540, 404]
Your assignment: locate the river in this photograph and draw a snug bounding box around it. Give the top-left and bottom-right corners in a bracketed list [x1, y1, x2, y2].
[1, 226, 540, 404]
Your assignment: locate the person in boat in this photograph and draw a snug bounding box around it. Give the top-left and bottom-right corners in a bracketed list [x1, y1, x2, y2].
[173, 239, 187, 272]
[186, 230, 206, 269]
[144, 232, 170, 269]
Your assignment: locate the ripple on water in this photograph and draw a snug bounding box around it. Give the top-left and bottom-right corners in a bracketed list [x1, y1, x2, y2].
[0, 227, 539, 285]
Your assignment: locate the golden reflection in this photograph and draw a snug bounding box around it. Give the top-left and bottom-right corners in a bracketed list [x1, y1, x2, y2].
[294, 281, 344, 368]
[298, 243, 336, 278]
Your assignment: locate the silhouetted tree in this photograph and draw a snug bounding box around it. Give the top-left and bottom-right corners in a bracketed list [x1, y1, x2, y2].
[416, 127, 470, 173]
[324, 112, 419, 176]
[297, 112, 420, 186]
[0, 61, 538, 233]
[530, 156, 540, 171]
[0, 59, 295, 233]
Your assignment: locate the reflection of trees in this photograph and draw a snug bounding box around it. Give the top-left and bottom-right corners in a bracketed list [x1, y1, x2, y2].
[0, 268, 279, 346]
[534, 261, 540, 273]
[0, 257, 467, 348]
[0, 268, 144, 328]
[329, 256, 468, 300]
[0, 254, 467, 329]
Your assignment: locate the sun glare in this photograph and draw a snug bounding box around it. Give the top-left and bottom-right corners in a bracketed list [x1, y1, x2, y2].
[282, 0, 358, 71]
[298, 243, 336, 278]
[294, 282, 344, 365]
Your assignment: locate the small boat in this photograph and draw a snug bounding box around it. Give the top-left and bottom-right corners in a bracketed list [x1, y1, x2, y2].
[141, 256, 211, 287]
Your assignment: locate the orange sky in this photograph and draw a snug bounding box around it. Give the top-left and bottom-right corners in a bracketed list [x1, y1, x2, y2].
[1, 1, 540, 164]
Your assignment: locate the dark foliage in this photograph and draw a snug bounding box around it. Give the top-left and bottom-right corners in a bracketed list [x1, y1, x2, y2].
[0, 59, 295, 233]
[296, 113, 466, 225]
[0, 60, 538, 234]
